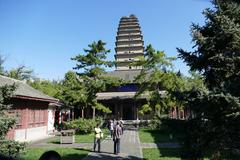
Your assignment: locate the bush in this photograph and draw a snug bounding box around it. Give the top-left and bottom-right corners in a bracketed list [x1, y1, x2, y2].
[138, 120, 150, 128]
[63, 117, 103, 134]
[0, 140, 26, 159]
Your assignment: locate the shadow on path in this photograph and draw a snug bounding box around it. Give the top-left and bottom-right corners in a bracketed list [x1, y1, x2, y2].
[82, 152, 142, 160]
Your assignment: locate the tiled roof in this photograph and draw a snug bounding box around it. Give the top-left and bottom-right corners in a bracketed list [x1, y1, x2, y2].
[106, 70, 141, 82]
[0, 75, 58, 102]
[97, 91, 166, 100]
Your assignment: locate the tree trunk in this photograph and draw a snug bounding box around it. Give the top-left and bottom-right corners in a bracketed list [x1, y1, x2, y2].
[81, 108, 84, 119]
[92, 107, 95, 119]
[212, 150, 221, 160]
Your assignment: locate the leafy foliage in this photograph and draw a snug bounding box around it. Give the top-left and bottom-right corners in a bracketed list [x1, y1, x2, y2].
[7, 65, 34, 81]
[57, 71, 87, 110]
[178, 0, 240, 159]
[72, 40, 120, 115]
[0, 55, 6, 75]
[29, 79, 62, 98]
[133, 44, 176, 115]
[0, 85, 25, 158]
[63, 117, 103, 134]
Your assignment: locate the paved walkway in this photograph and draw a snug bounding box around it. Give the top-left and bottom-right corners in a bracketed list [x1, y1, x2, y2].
[82, 129, 143, 160]
[29, 129, 180, 159]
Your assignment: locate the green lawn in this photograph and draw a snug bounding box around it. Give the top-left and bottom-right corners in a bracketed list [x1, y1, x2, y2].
[48, 128, 109, 144]
[20, 148, 89, 160]
[143, 148, 212, 160]
[143, 148, 181, 160]
[139, 129, 181, 143]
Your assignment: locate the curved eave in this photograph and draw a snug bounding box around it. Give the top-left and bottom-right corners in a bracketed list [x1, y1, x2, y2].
[115, 40, 144, 46]
[117, 30, 141, 34]
[115, 60, 140, 64]
[115, 53, 144, 58]
[115, 46, 144, 52]
[116, 34, 143, 39]
[117, 31, 142, 36]
[118, 25, 140, 30]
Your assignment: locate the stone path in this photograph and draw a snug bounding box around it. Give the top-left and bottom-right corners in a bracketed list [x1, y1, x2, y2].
[29, 129, 180, 159]
[82, 129, 143, 160]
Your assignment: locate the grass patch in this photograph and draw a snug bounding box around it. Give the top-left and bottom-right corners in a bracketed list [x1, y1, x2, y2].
[20, 148, 89, 160]
[139, 129, 181, 143]
[143, 148, 211, 160]
[48, 128, 109, 144]
[143, 148, 181, 160]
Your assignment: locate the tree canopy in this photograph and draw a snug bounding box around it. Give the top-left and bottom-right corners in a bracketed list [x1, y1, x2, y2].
[178, 0, 240, 158]
[72, 40, 118, 116]
[133, 44, 177, 115]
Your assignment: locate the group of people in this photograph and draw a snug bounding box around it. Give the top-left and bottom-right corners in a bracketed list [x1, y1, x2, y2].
[93, 119, 124, 155]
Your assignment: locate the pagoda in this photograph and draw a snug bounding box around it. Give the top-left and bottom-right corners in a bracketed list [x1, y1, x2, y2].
[115, 14, 144, 70]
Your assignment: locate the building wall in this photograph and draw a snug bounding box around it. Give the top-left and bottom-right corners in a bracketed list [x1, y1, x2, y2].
[47, 108, 55, 133]
[7, 98, 50, 142]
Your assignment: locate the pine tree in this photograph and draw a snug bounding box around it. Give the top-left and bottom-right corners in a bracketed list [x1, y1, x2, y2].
[178, 0, 240, 159]
[72, 40, 118, 118]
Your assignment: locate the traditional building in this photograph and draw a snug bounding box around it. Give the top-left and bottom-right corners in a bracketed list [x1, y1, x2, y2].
[0, 75, 59, 142]
[96, 15, 151, 120]
[115, 14, 144, 70]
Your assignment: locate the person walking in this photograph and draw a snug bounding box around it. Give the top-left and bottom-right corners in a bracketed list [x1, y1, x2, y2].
[93, 124, 103, 152]
[113, 121, 123, 155]
[109, 120, 114, 138]
[120, 119, 124, 134]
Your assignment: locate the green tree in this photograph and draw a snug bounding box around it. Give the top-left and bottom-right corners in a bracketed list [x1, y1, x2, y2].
[133, 44, 176, 116]
[178, 0, 240, 158]
[7, 65, 34, 81]
[60, 71, 88, 118]
[29, 79, 62, 98]
[0, 84, 25, 158]
[72, 40, 114, 118]
[0, 55, 6, 75]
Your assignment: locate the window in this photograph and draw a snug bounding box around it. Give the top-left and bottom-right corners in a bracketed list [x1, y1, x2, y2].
[40, 109, 44, 122]
[28, 109, 46, 128]
[15, 111, 22, 129]
[8, 110, 22, 129]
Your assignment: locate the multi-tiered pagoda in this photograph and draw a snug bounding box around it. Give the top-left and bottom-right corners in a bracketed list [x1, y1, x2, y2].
[95, 15, 149, 120]
[115, 15, 144, 70]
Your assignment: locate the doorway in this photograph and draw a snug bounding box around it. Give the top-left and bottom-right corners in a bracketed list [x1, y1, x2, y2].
[122, 103, 134, 120]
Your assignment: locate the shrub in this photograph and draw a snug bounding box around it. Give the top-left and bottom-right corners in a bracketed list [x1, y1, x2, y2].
[63, 117, 103, 134]
[0, 140, 26, 159]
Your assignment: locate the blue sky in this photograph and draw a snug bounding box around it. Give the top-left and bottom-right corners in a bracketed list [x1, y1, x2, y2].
[0, 0, 211, 80]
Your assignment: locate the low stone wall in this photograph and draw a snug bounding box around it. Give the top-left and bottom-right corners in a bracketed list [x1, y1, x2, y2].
[15, 126, 47, 142]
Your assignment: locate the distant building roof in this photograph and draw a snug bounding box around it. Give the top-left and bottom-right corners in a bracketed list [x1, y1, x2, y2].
[106, 70, 141, 82]
[97, 91, 166, 100]
[0, 75, 58, 103]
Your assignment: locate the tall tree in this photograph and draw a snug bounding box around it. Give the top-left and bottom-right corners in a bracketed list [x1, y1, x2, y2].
[60, 71, 87, 118]
[72, 40, 114, 118]
[7, 65, 34, 81]
[133, 44, 176, 116]
[178, 0, 240, 158]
